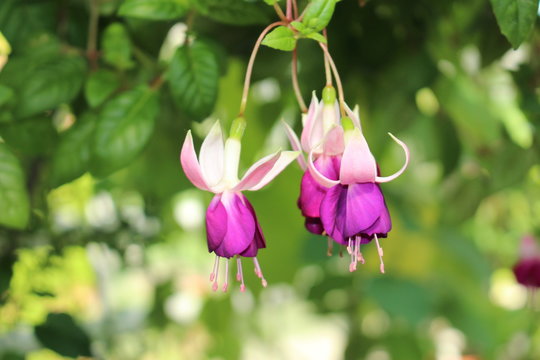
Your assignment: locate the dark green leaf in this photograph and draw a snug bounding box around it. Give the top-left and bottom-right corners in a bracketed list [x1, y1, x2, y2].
[302, 0, 338, 33]
[101, 22, 135, 70]
[0, 143, 29, 229]
[0, 53, 86, 119]
[490, 0, 540, 48]
[168, 40, 219, 119]
[84, 69, 121, 108]
[91, 86, 159, 177]
[0, 117, 58, 156]
[118, 0, 189, 20]
[0, 84, 14, 108]
[194, 0, 269, 25]
[34, 313, 92, 358]
[261, 26, 297, 51]
[50, 115, 96, 187]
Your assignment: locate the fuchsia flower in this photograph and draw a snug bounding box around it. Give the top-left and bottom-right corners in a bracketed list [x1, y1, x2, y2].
[181, 120, 298, 291]
[285, 88, 409, 273]
[284, 90, 343, 236]
[513, 235, 540, 288]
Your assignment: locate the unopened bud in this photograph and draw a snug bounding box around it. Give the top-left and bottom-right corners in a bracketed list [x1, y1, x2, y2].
[322, 86, 336, 105]
[229, 117, 246, 140]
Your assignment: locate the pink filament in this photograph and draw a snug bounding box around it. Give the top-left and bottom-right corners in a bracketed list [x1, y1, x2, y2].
[253, 257, 268, 287]
[374, 234, 385, 274]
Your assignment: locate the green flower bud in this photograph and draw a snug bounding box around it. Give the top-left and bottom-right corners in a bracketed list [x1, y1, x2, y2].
[322, 86, 336, 105]
[229, 117, 246, 140]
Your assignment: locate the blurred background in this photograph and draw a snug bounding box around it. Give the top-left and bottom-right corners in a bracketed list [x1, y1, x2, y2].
[1, 0, 540, 359]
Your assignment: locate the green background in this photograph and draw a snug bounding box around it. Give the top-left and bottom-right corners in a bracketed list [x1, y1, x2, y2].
[0, 0, 539, 359]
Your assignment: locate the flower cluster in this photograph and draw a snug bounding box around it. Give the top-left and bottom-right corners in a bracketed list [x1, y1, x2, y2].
[285, 87, 409, 273]
[178, 1, 409, 292]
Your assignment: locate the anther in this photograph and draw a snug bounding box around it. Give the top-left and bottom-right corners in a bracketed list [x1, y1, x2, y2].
[327, 238, 333, 256]
[222, 259, 229, 292]
[209, 255, 219, 282]
[212, 256, 220, 291]
[236, 256, 245, 291]
[253, 257, 268, 287]
[374, 234, 385, 274]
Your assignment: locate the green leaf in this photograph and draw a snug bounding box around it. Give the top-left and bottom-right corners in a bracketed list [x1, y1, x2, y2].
[263, 0, 280, 5]
[0, 117, 58, 156]
[84, 70, 121, 108]
[261, 26, 297, 51]
[50, 115, 96, 187]
[101, 23, 135, 70]
[0, 84, 14, 107]
[118, 0, 189, 20]
[0, 143, 29, 229]
[194, 0, 269, 25]
[34, 313, 92, 358]
[0, 54, 86, 119]
[490, 0, 540, 49]
[91, 86, 159, 177]
[302, 0, 338, 33]
[168, 40, 219, 119]
[306, 32, 327, 43]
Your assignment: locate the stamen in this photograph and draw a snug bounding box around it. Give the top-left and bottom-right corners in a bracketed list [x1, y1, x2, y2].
[236, 256, 245, 292]
[349, 237, 357, 272]
[222, 259, 229, 292]
[356, 236, 365, 265]
[253, 257, 268, 287]
[212, 257, 220, 291]
[209, 255, 219, 282]
[327, 237, 333, 256]
[374, 234, 385, 274]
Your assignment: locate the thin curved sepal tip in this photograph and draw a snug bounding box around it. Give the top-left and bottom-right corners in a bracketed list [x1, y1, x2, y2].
[375, 132, 410, 183]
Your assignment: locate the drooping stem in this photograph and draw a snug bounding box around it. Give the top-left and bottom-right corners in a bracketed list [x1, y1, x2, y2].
[239, 21, 286, 116]
[292, 48, 307, 113]
[292, 0, 299, 18]
[286, 0, 293, 20]
[273, 3, 287, 22]
[86, 0, 100, 70]
[322, 29, 332, 87]
[319, 43, 346, 116]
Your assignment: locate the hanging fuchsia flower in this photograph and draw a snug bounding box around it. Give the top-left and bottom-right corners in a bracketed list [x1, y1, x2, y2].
[513, 235, 540, 288]
[306, 107, 409, 273]
[181, 119, 298, 292]
[284, 87, 344, 237]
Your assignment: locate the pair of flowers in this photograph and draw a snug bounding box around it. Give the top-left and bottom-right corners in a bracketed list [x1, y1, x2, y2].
[180, 88, 409, 292]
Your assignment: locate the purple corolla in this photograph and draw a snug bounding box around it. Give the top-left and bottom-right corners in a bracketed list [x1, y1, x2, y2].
[286, 89, 409, 273]
[181, 120, 298, 291]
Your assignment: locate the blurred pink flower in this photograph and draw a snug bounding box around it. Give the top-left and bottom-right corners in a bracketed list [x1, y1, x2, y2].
[513, 235, 540, 288]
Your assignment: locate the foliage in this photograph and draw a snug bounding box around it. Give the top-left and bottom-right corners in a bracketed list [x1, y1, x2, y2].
[0, 0, 539, 359]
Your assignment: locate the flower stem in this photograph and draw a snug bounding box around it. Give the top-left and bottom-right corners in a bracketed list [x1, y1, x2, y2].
[292, 0, 299, 18]
[292, 48, 307, 113]
[319, 43, 346, 116]
[273, 3, 287, 22]
[322, 29, 332, 87]
[238, 21, 286, 117]
[286, 0, 293, 20]
[86, 0, 100, 70]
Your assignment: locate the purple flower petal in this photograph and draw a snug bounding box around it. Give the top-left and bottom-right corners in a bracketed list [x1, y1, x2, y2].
[211, 192, 256, 258]
[298, 155, 341, 218]
[240, 196, 266, 257]
[320, 183, 388, 244]
[304, 217, 324, 235]
[206, 194, 227, 252]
